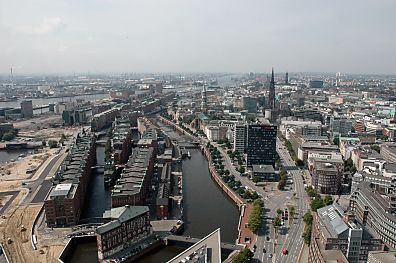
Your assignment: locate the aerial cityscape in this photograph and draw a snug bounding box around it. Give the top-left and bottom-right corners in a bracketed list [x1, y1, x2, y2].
[0, 1, 395, 263]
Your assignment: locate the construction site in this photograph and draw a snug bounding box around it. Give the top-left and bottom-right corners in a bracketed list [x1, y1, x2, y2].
[0, 115, 78, 263]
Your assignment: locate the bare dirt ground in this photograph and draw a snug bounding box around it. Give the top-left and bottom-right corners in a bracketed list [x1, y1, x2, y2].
[0, 204, 41, 263]
[0, 150, 57, 180]
[0, 203, 65, 263]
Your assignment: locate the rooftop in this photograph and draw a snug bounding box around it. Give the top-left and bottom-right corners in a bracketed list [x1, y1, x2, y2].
[97, 205, 149, 235]
[317, 205, 349, 238]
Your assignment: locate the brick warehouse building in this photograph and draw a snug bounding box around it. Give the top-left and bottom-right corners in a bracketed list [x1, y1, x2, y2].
[44, 132, 96, 227]
[96, 205, 151, 261]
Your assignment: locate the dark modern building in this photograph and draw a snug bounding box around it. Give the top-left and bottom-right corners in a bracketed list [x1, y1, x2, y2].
[246, 123, 277, 168]
[20, 100, 33, 118]
[309, 80, 324, 89]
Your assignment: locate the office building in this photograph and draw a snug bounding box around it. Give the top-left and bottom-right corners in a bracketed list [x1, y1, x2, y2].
[380, 143, 396, 164]
[233, 122, 247, 153]
[96, 205, 151, 261]
[242, 96, 258, 113]
[349, 182, 396, 250]
[20, 100, 33, 118]
[309, 205, 383, 263]
[330, 116, 353, 138]
[246, 123, 277, 167]
[311, 160, 344, 195]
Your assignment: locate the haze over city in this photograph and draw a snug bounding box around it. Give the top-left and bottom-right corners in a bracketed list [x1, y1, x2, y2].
[0, 0, 395, 75]
[1, 1, 396, 263]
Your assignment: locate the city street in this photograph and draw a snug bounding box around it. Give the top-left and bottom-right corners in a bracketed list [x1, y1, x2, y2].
[214, 138, 308, 263]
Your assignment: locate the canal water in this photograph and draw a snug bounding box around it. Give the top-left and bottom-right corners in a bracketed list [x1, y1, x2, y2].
[80, 145, 111, 220]
[0, 149, 31, 164]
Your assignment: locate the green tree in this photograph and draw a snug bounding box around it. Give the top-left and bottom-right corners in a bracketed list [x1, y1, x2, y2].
[370, 144, 380, 154]
[105, 138, 112, 161]
[232, 248, 254, 263]
[311, 197, 325, 212]
[252, 176, 260, 183]
[42, 140, 47, 147]
[2, 132, 15, 141]
[303, 211, 313, 225]
[277, 208, 283, 215]
[333, 137, 340, 146]
[59, 133, 66, 145]
[323, 195, 333, 206]
[302, 211, 313, 245]
[273, 216, 282, 233]
[48, 140, 58, 148]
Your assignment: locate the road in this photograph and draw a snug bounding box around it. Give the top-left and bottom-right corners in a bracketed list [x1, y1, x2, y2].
[273, 138, 309, 263]
[22, 151, 65, 205]
[213, 138, 308, 263]
[156, 117, 309, 262]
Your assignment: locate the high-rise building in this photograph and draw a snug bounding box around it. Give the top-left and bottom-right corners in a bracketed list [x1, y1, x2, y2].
[285, 72, 289, 85]
[246, 123, 277, 167]
[242, 96, 258, 113]
[201, 85, 208, 111]
[268, 68, 276, 109]
[20, 100, 33, 118]
[233, 122, 247, 153]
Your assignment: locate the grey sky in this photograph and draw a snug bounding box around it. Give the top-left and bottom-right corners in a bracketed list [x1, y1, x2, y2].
[0, 0, 395, 75]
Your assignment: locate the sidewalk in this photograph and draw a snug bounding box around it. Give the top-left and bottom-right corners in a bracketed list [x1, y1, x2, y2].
[237, 204, 256, 248]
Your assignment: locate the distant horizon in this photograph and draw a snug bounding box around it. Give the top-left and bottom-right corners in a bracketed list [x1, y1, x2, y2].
[1, 71, 396, 78]
[1, 1, 395, 75]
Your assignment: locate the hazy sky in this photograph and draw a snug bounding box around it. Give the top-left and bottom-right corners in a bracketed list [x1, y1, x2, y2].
[0, 0, 395, 75]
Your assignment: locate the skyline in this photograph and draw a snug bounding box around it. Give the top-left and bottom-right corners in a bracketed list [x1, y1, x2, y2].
[1, 0, 395, 75]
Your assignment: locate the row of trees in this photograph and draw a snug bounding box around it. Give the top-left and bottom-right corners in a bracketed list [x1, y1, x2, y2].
[285, 140, 304, 166]
[248, 200, 264, 233]
[302, 187, 333, 245]
[208, 143, 260, 201]
[302, 211, 313, 245]
[277, 169, 287, 190]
